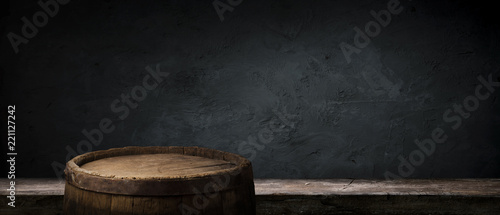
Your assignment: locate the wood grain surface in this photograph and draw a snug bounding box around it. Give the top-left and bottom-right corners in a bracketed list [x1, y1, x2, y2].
[80, 154, 236, 178]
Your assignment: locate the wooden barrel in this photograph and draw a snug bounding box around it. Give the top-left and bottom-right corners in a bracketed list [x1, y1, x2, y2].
[63, 146, 255, 215]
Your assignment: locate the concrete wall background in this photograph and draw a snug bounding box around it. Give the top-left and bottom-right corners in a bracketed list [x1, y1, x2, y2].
[1, 0, 499, 179]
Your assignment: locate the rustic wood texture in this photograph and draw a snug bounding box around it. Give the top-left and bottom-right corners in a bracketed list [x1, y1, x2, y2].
[61, 146, 255, 215]
[255, 179, 500, 196]
[2, 178, 500, 214]
[80, 154, 236, 178]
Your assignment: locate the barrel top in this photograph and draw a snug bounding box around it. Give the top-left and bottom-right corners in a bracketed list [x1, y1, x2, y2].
[80, 153, 236, 178]
[64, 146, 254, 196]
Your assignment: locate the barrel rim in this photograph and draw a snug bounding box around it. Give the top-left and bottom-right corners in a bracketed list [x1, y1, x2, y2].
[64, 146, 253, 196]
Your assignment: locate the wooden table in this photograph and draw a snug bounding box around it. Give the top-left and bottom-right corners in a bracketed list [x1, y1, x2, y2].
[1, 178, 500, 214]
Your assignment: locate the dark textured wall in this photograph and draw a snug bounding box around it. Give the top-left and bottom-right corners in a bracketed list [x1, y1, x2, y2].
[1, 0, 499, 179]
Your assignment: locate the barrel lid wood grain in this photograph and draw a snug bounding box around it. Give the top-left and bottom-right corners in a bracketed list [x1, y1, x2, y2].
[64, 146, 253, 196]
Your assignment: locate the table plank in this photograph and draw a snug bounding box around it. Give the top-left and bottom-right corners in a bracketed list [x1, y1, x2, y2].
[1, 178, 500, 215]
[1, 178, 500, 196]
